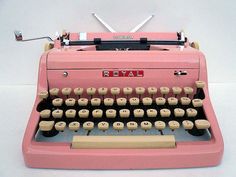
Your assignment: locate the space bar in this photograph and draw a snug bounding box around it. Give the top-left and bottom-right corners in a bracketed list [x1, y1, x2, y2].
[71, 135, 176, 149]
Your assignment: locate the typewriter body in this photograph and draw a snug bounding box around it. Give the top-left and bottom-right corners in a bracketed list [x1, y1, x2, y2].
[17, 26, 223, 169]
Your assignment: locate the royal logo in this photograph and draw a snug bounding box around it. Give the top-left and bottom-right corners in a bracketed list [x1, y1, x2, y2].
[103, 70, 144, 77]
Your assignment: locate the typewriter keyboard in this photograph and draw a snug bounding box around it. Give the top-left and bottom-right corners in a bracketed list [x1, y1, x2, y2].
[35, 81, 211, 148]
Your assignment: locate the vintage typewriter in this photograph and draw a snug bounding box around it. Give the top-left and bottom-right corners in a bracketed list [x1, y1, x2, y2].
[15, 14, 223, 169]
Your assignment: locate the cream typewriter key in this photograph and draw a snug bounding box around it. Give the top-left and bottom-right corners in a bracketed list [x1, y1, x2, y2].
[184, 87, 194, 97]
[155, 97, 166, 105]
[38, 91, 48, 100]
[65, 109, 76, 118]
[104, 98, 114, 106]
[74, 87, 84, 98]
[40, 109, 51, 118]
[55, 121, 66, 131]
[146, 109, 158, 118]
[160, 109, 171, 117]
[195, 81, 205, 89]
[192, 99, 203, 107]
[116, 97, 127, 106]
[49, 88, 59, 96]
[91, 98, 101, 106]
[123, 87, 133, 97]
[129, 97, 140, 106]
[180, 97, 191, 105]
[65, 98, 76, 107]
[69, 121, 80, 131]
[168, 121, 180, 131]
[167, 97, 178, 106]
[83, 121, 94, 131]
[98, 87, 108, 96]
[39, 121, 54, 131]
[148, 87, 157, 96]
[135, 87, 145, 99]
[141, 121, 152, 131]
[119, 109, 130, 118]
[52, 109, 63, 119]
[142, 97, 152, 106]
[127, 121, 138, 131]
[62, 87, 72, 97]
[160, 87, 169, 97]
[98, 121, 109, 131]
[92, 109, 103, 118]
[174, 108, 185, 117]
[110, 87, 120, 97]
[154, 121, 166, 131]
[78, 109, 89, 118]
[86, 87, 96, 98]
[52, 98, 63, 107]
[113, 122, 124, 131]
[186, 108, 197, 117]
[195, 119, 210, 129]
[78, 98, 88, 106]
[172, 87, 182, 97]
[133, 109, 144, 118]
[106, 109, 117, 118]
[182, 120, 194, 130]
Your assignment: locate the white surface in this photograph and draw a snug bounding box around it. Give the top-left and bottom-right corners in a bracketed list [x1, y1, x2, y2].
[0, 84, 235, 177]
[0, 0, 236, 85]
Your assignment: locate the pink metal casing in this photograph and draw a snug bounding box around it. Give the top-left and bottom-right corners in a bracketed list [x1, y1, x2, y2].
[22, 32, 224, 169]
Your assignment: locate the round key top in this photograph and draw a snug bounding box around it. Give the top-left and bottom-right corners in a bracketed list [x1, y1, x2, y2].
[69, 121, 80, 131]
[186, 108, 197, 117]
[160, 109, 171, 117]
[39, 121, 54, 131]
[168, 121, 180, 130]
[83, 121, 94, 130]
[113, 122, 124, 131]
[142, 97, 152, 105]
[184, 87, 194, 95]
[192, 99, 203, 107]
[133, 109, 144, 118]
[116, 97, 127, 106]
[39, 91, 48, 99]
[172, 87, 182, 95]
[160, 87, 170, 95]
[110, 87, 120, 95]
[123, 87, 133, 95]
[154, 121, 166, 130]
[127, 121, 138, 130]
[195, 119, 210, 129]
[195, 81, 205, 89]
[98, 121, 109, 131]
[65, 98, 76, 106]
[62, 87, 72, 96]
[104, 98, 114, 106]
[146, 109, 157, 117]
[119, 109, 130, 118]
[78, 109, 89, 118]
[106, 109, 116, 118]
[148, 87, 157, 95]
[98, 87, 108, 95]
[55, 121, 66, 131]
[65, 109, 76, 118]
[74, 87, 83, 96]
[52, 109, 63, 118]
[86, 87, 96, 96]
[129, 97, 140, 106]
[52, 98, 63, 107]
[78, 98, 88, 106]
[135, 87, 145, 95]
[91, 98, 101, 106]
[49, 88, 59, 96]
[141, 121, 152, 130]
[174, 108, 185, 117]
[180, 97, 191, 105]
[167, 97, 178, 106]
[40, 109, 51, 118]
[92, 109, 103, 118]
[182, 120, 194, 130]
[156, 97, 166, 105]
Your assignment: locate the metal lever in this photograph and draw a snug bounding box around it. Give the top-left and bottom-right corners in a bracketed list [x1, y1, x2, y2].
[92, 13, 116, 33]
[14, 30, 53, 42]
[130, 15, 154, 32]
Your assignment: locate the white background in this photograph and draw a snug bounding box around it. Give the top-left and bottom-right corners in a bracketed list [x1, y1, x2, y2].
[0, 0, 236, 177]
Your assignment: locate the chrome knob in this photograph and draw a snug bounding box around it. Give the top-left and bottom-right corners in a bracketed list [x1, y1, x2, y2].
[63, 71, 68, 77]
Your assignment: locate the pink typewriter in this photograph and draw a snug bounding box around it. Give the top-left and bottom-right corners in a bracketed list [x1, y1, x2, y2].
[15, 14, 223, 169]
